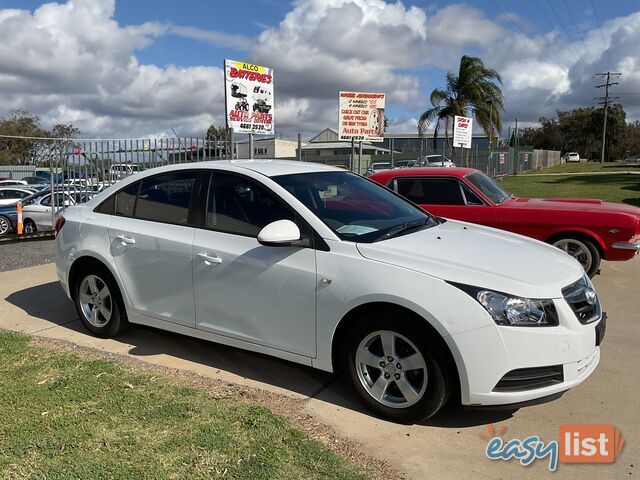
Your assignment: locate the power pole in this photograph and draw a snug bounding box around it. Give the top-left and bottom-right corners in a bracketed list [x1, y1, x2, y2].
[595, 72, 621, 163]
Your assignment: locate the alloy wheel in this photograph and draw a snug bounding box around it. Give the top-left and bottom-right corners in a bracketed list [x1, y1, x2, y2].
[355, 330, 428, 408]
[0, 217, 8, 235]
[553, 238, 593, 273]
[78, 274, 113, 327]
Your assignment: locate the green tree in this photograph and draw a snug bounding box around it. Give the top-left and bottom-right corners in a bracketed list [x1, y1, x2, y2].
[0, 110, 79, 165]
[418, 55, 504, 150]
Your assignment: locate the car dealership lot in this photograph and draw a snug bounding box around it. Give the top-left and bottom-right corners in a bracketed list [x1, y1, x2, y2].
[0, 256, 637, 479]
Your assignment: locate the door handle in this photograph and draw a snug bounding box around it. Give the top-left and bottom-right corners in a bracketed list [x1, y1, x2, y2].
[116, 234, 136, 245]
[197, 253, 222, 265]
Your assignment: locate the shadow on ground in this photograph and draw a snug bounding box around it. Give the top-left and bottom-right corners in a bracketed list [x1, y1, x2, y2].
[6, 281, 515, 428]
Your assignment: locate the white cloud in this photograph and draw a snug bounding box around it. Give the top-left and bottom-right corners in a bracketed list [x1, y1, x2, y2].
[0, 0, 639, 140]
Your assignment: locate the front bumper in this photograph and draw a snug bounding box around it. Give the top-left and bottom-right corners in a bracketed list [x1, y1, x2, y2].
[450, 301, 603, 407]
[612, 241, 640, 250]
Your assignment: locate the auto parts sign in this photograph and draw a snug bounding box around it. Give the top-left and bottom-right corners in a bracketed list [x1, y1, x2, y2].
[224, 59, 274, 135]
[338, 91, 385, 142]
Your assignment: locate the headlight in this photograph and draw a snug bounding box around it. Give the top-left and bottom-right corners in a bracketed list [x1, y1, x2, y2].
[450, 283, 559, 327]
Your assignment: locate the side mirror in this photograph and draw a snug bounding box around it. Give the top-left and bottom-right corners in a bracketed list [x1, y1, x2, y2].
[258, 219, 301, 246]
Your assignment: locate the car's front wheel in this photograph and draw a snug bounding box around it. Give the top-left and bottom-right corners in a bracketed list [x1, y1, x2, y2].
[23, 219, 36, 234]
[552, 236, 601, 277]
[342, 311, 452, 423]
[73, 264, 129, 338]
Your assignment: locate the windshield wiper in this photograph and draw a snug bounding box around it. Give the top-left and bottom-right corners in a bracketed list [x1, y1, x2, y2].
[373, 220, 428, 242]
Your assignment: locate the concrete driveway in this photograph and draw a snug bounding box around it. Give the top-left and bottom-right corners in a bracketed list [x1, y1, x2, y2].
[0, 257, 637, 479]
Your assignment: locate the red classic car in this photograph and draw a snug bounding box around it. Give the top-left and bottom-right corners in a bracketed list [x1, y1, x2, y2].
[370, 167, 640, 276]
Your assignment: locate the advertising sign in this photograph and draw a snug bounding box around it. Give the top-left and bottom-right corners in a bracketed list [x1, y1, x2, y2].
[224, 59, 274, 135]
[338, 91, 385, 142]
[453, 115, 473, 149]
[499, 153, 505, 165]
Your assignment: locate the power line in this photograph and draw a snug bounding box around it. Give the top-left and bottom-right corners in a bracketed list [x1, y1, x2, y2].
[560, 0, 596, 64]
[589, 0, 611, 65]
[594, 71, 621, 163]
[487, 0, 566, 70]
[543, 0, 590, 70]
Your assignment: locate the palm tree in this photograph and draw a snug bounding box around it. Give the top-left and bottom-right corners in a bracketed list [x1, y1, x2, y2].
[418, 55, 504, 151]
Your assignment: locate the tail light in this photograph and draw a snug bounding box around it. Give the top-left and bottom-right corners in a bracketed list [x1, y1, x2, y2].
[54, 215, 65, 235]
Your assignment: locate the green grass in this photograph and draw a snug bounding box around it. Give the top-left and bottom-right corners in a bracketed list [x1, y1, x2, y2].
[528, 161, 640, 174]
[499, 171, 640, 207]
[0, 332, 368, 480]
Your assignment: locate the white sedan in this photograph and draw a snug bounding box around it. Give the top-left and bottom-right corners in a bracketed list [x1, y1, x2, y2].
[55, 160, 604, 421]
[0, 187, 36, 206]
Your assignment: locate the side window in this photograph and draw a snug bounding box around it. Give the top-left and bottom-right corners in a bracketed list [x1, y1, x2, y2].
[461, 184, 484, 206]
[18, 191, 31, 199]
[115, 182, 139, 217]
[207, 173, 294, 237]
[40, 194, 51, 207]
[0, 191, 6, 200]
[396, 178, 465, 205]
[135, 172, 197, 225]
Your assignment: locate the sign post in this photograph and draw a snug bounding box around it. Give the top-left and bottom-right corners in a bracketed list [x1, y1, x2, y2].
[224, 59, 274, 145]
[339, 91, 385, 143]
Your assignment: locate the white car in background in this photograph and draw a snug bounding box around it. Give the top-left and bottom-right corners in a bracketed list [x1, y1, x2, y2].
[22, 190, 80, 233]
[416, 155, 455, 167]
[562, 152, 581, 163]
[55, 160, 604, 422]
[0, 179, 28, 187]
[0, 187, 36, 206]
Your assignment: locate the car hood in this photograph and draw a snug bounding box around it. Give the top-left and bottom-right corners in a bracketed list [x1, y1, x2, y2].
[356, 219, 583, 299]
[507, 197, 640, 218]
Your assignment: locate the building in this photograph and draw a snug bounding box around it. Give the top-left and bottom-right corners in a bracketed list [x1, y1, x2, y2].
[234, 137, 302, 159]
[379, 132, 490, 154]
[300, 128, 395, 169]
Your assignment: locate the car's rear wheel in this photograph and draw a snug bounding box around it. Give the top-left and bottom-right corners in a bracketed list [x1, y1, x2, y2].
[23, 219, 36, 234]
[552, 236, 601, 277]
[342, 310, 452, 423]
[0, 215, 10, 235]
[73, 264, 129, 338]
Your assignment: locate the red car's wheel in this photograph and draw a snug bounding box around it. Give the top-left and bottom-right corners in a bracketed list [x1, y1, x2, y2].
[552, 236, 601, 277]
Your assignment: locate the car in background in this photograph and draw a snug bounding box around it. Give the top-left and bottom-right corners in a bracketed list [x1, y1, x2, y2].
[416, 155, 455, 168]
[562, 152, 581, 163]
[55, 160, 604, 422]
[365, 162, 391, 176]
[0, 179, 28, 187]
[0, 203, 18, 235]
[0, 187, 37, 206]
[391, 160, 417, 169]
[109, 163, 140, 180]
[18, 189, 88, 233]
[22, 176, 50, 185]
[370, 167, 640, 277]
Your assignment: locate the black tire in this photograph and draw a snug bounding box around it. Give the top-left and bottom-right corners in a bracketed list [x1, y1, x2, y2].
[342, 309, 453, 423]
[0, 215, 10, 235]
[23, 219, 37, 234]
[551, 235, 601, 277]
[73, 263, 129, 338]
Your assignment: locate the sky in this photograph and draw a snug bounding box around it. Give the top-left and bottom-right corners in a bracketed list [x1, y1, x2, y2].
[0, 0, 638, 140]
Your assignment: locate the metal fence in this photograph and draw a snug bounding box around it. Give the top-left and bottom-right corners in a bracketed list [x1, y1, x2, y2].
[1, 135, 229, 234]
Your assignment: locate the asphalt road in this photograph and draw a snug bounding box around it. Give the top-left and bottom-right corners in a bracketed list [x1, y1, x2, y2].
[0, 239, 54, 272]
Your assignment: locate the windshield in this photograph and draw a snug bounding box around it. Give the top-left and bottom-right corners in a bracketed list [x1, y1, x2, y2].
[273, 171, 437, 243]
[465, 171, 511, 204]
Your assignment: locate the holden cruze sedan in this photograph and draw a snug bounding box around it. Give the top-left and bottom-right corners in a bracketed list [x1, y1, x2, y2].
[55, 160, 605, 422]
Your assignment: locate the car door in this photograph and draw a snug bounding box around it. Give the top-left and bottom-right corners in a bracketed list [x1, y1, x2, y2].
[192, 171, 317, 357]
[108, 170, 202, 327]
[391, 176, 498, 227]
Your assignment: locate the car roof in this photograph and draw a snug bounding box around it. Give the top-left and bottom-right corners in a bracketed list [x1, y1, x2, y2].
[145, 159, 340, 177]
[370, 166, 478, 180]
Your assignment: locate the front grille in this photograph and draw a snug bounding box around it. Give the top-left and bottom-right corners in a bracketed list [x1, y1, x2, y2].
[562, 276, 602, 324]
[493, 365, 564, 392]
